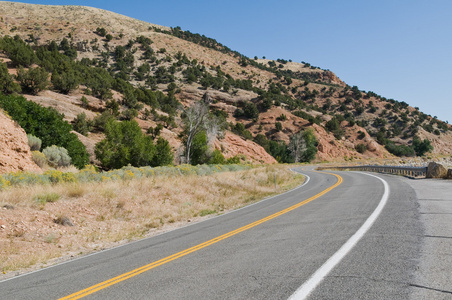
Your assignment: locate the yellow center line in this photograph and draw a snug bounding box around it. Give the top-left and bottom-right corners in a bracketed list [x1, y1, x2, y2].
[60, 172, 342, 300]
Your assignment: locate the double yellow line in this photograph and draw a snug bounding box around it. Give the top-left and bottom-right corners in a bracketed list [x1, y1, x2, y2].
[61, 172, 343, 299]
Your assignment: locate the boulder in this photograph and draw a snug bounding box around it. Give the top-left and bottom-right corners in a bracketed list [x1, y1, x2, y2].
[426, 162, 448, 179]
[366, 141, 378, 152]
[447, 169, 452, 180]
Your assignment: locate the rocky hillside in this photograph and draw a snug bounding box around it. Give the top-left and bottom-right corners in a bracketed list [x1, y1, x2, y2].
[0, 1, 450, 171]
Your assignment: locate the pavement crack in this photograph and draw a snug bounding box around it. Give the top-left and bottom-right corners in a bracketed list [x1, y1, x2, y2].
[328, 276, 452, 295]
[327, 275, 406, 286]
[420, 212, 452, 215]
[409, 283, 452, 295]
[419, 199, 452, 202]
[424, 235, 452, 239]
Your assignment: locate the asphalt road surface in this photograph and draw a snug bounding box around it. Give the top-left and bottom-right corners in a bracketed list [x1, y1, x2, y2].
[0, 168, 446, 299]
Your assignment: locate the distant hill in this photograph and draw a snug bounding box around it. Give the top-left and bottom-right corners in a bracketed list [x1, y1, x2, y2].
[0, 1, 451, 171]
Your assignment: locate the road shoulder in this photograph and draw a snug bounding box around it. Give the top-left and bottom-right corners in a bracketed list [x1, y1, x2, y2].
[400, 177, 452, 299]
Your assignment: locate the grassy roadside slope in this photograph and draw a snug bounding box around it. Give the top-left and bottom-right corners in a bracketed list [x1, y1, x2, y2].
[0, 164, 304, 277]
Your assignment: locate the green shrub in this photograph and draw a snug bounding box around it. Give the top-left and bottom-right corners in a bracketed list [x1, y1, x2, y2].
[43, 145, 72, 168]
[93, 111, 116, 131]
[355, 143, 367, 154]
[95, 120, 172, 170]
[0, 176, 11, 190]
[34, 192, 60, 204]
[96, 27, 107, 37]
[152, 137, 174, 166]
[231, 123, 253, 140]
[233, 108, 244, 118]
[385, 141, 415, 157]
[80, 96, 89, 108]
[27, 134, 42, 151]
[332, 128, 345, 140]
[268, 140, 291, 163]
[325, 117, 340, 132]
[0, 35, 37, 67]
[0, 62, 21, 94]
[301, 129, 318, 162]
[226, 156, 241, 164]
[51, 70, 79, 94]
[357, 131, 366, 139]
[325, 115, 345, 140]
[83, 67, 114, 100]
[0, 164, 251, 190]
[0, 94, 89, 168]
[2, 171, 49, 186]
[209, 149, 225, 164]
[120, 108, 139, 121]
[200, 209, 217, 216]
[16, 66, 49, 95]
[31, 151, 47, 168]
[413, 136, 433, 156]
[189, 131, 209, 165]
[243, 102, 259, 119]
[72, 113, 93, 136]
[44, 169, 76, 183]
[254, 134, 269, 149]
[276, 114, 287, 121]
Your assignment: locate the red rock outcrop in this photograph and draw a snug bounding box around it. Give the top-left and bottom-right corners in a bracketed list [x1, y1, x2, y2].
[0, 111, 41, 174]
[311, 124, 391, 161]
[215, 132, 277, 164]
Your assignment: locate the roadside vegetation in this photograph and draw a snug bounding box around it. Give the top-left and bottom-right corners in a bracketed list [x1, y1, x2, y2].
[0, 164, 303, 275]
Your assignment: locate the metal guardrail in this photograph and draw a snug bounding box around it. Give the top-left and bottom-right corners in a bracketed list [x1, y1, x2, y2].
[317, 165, 428, 177]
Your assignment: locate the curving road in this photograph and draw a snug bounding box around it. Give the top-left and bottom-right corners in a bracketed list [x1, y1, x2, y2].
[0, 168, 444, 299]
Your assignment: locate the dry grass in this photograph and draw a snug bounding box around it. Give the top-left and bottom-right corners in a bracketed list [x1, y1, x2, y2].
[0, 165, 303, 277]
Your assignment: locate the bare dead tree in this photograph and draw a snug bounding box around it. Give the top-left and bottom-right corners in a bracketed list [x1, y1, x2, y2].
[205, 114, 221, 146]
[288, 131, 307, 163]
[183, 92, 213, 165]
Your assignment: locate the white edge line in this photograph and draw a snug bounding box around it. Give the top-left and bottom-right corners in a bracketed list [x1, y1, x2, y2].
[288, 172, 390, 300]
[0, 168, 310, 283]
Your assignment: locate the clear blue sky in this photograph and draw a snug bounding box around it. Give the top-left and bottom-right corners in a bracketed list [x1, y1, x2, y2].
[13, 0, 452, 123]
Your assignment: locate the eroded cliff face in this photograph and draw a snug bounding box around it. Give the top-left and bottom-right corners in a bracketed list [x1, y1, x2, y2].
[0, 111, 41, 174]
